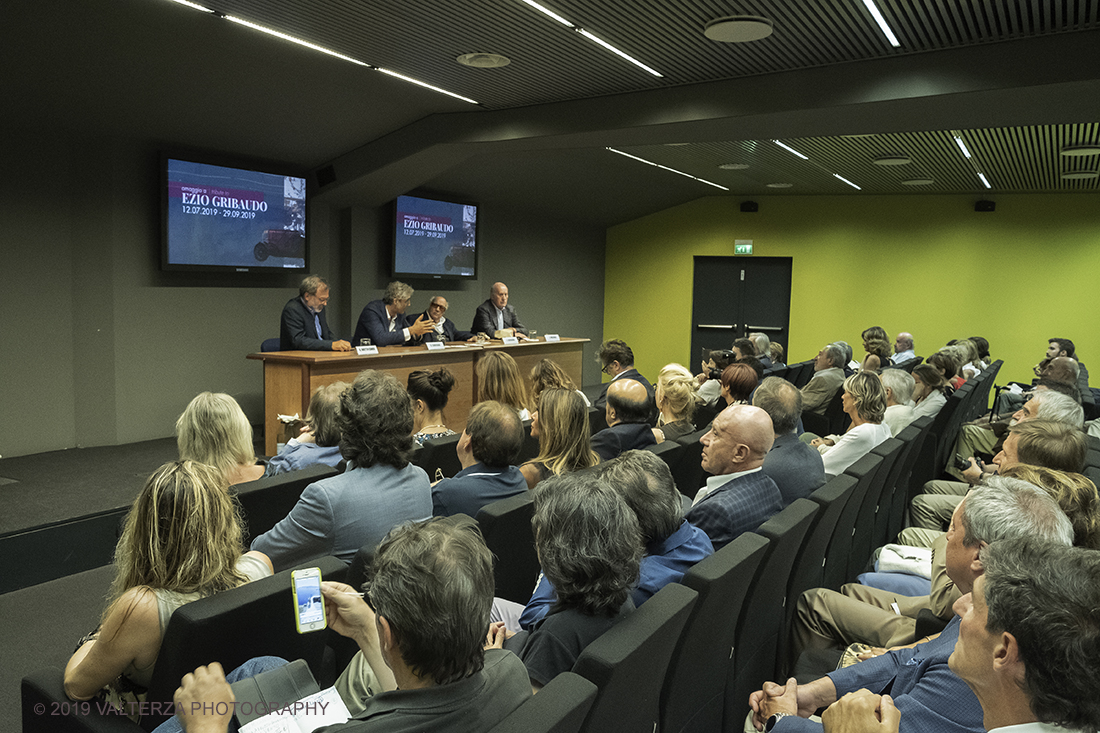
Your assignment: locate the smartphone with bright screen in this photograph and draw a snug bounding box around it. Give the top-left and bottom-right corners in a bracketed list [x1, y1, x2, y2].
[291, 567, 326, 633]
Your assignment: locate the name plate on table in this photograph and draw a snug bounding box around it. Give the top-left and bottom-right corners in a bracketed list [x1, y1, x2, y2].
[425, 341, 445, 351]
[502, 336, 519, 345]
[544, 334, 560, 342]
[356, 345, 379, 355]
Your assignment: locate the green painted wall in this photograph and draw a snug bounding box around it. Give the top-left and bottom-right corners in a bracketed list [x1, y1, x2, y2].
[604, 193, 1100, 387]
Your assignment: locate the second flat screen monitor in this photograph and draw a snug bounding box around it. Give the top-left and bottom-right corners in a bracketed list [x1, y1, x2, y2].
[393, 194, 478, 279]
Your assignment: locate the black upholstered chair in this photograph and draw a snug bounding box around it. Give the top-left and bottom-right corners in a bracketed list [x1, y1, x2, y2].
[831, 453, 883, 587]
[660, 533, 770, 733]
[573, 583, 698, 733]
[410, 432, 462, 479]
[476, 492, 539, 605]
[725, 499, 819, 730]
[22, 556, 347, 733]
[488, 672, 598, 733]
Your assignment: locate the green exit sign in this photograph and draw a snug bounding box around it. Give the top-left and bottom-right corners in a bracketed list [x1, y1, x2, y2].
[734, 240, 753, 255]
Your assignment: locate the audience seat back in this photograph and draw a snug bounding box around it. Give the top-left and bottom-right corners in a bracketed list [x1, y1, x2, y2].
[725, 499, 819, 729]
[671, 427, 709, 500]
[660, 533, 770, 733]
[573, 583, 698, 733]
[488, 672, 598, 733]
[410, 432, 462, 479]
[888, 416, 934, 542]
[476, 493, 539, 605]
[823, 453, 882, 590]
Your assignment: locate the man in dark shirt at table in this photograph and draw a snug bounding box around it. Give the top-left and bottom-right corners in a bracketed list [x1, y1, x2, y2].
[279, 274, 352, 351]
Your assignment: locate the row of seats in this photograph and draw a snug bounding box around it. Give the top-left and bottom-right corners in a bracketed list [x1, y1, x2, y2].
[21, 360, 1003, 733]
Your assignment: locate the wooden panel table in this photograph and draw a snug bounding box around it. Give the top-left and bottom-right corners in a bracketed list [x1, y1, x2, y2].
[247, 338, 588, 456]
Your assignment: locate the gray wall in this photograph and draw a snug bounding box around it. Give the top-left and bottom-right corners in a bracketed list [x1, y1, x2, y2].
[0, 131, 606, 459]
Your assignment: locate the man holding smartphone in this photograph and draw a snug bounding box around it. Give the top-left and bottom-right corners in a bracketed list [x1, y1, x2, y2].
[168, 519, 532, 732]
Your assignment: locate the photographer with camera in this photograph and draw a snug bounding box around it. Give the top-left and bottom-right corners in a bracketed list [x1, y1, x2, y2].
[696, 349, 736, 406]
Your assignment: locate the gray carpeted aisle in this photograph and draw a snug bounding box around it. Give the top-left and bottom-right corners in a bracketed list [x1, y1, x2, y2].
[3, 564, 116, 732]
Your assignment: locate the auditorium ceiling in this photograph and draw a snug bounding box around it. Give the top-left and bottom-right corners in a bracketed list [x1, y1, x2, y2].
[5, 0, 1100, 224]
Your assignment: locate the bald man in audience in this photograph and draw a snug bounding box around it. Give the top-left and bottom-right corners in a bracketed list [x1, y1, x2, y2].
[685, 404, 782, 550]
[890, 332, 915, 364]
[590, 379, 657, 460]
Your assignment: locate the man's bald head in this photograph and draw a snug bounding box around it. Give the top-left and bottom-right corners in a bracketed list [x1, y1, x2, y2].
[1043, 356, 1080, 386]
[490, 282, 509, 309]
[700, 404, 774, 475]
[606, 379, 652, 426]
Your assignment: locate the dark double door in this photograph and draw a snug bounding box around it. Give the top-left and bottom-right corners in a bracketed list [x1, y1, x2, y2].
[689, 256, 792, 370]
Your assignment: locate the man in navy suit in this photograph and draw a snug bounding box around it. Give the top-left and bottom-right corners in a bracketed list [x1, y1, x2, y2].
[352, 281, 434, 347]
[279, 274, 352, 351]
[471, 282, 530, 339]
[411, 295, 476, 343]
[590, 380, 658, 461]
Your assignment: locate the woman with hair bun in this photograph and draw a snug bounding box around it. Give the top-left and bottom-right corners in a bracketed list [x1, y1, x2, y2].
[407, 367, 458, 445]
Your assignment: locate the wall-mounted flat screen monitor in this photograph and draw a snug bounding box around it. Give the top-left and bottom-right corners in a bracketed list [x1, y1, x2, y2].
[162, 155, 308, 273]
[392, 194, 478, 279]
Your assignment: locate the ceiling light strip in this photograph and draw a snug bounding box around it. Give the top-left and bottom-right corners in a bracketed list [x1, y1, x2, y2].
[517, 0, 574, 27]
[860, 0, 901, 47]
[165, 2, 478, 104]
[375, 68, 479, 104]
[607, 148, 729, 190]
[774, 140, 808, 160]
[167, 0, 214, 12]
[225, 16, 369, 67]
[833, 174, 862, 190]
[952, 131, 993, 189]
[518, 2, 662, 77]
[578, 30, 663, 77]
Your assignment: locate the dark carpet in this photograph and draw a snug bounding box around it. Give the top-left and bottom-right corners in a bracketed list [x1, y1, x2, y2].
[0, 438, 179, 535]
[3, 564, 116, 733]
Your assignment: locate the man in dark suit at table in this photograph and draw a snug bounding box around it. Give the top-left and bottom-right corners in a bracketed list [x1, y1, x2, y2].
[280, 274, 352, 351]
[471, 281, 530, 339]
[412, 295, 477, 343]
[352, 281, 434, 347]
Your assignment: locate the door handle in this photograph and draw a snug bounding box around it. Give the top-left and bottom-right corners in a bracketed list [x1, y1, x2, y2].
[697, 324, 734, 329]
[745, 325, 783, 331]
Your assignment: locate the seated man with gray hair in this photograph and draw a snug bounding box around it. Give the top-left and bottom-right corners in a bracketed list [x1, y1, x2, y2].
[880, 369, 917, 436]
[754, 377, 825, 505]
[822, 537, 1100, 733]
[801, 344, 847, 415]
[515, 449, 714, 629]
[754, 477, 1074, 733]
[352, 280, 434, 347]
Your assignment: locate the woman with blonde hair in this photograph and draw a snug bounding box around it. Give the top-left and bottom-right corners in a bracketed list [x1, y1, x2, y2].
[520, 388, 600, 489]
[653, 363, 700, 443]
[176, 392, 264, 485]
[64, 461, 273, 712]
[477, 350, 531, 420]
[811, 371, 892, 477]
[529, 358, 590, 407]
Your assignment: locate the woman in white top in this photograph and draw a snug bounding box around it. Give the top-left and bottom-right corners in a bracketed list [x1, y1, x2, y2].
[812, 371, 892, 477]
[65, 461, 273, 709]
[911, 363, 951, 419]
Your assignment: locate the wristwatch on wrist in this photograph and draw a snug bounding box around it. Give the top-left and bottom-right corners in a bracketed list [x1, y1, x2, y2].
[766, 712, 793, 732]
